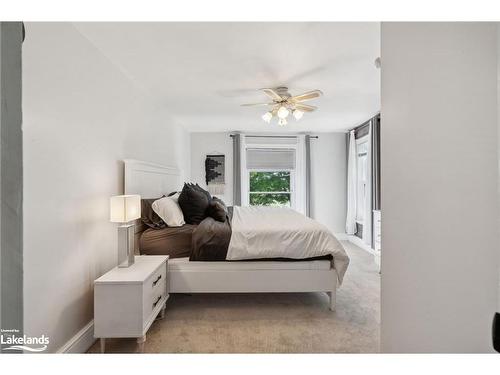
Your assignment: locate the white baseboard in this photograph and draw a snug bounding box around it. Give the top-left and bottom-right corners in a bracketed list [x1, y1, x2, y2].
[334, 233, 348, 241]
[56, 320, 96, 353]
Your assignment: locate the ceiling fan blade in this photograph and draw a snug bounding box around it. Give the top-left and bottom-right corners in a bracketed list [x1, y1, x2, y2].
[261, 88, 283, 101]
[240, 102, 274, 107]
[290, 90, 323, 102]
[294, 103, 317, 112]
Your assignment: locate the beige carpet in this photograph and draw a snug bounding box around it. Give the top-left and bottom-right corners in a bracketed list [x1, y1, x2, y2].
[88, 241, 380, 353]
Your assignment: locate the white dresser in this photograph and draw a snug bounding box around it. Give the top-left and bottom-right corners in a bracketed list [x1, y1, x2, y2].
[373, 210, 381, 272]
[94, 255, 169, 353]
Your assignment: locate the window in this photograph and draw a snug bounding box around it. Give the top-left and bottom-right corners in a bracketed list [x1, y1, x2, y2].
[356, 138, 369, 223]
[249, 171, 292, 207]
[241, 136, 304, 211]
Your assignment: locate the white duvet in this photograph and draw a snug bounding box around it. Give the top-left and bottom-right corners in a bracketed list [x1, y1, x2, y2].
[227, 206, 350, 284]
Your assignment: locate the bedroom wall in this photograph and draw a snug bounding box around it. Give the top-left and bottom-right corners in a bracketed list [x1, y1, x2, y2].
[22, 23, 190, 352]
[189, 132, 347, 234]
[381, 22, 498, 352]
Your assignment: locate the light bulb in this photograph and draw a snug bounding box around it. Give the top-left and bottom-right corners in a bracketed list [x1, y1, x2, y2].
[278, 118, 287, 127]
[293, 110, 304, 120]
[277, 106, 289, 119]
[262, 111, 272, 123]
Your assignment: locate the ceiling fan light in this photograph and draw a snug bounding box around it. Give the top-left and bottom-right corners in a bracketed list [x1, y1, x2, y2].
[278, 118, 287, 127]
[293, 110, 304, 120]
[262, 111, 273, 123]
[277, 106, 289, 119]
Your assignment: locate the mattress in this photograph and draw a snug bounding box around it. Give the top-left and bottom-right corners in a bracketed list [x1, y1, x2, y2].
[168, 257, 332, 271]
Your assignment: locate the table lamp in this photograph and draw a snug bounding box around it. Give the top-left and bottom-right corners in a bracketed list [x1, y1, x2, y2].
[110, 194, 141, 267]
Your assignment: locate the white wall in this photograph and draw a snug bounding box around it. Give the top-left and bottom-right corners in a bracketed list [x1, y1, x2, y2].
[189, 132, 346, 234]
[22, 23, 190, 352]
[381, 23, 498, 352]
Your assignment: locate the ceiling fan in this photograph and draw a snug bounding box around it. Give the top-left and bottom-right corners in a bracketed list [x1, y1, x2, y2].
[241, 87, 323, 126]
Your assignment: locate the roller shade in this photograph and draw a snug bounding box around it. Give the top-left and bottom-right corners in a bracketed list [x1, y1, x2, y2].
[245, 136, 298, 145]
[246, 148, 296, 170]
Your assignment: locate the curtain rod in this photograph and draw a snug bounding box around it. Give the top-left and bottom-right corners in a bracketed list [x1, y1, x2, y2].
[229, 134, 318, 139]
[349, 113, 380, 132]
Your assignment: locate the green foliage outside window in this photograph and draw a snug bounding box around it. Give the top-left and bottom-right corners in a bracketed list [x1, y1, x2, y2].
[249, 171, 291, 207]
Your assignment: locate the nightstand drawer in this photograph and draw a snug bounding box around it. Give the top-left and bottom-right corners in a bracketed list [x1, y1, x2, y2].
[143, 267, 167, 323]
[145, 264, 166, 291]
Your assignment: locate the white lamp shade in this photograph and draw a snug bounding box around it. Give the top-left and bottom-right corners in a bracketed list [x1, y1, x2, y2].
[110, 195, 141, 223]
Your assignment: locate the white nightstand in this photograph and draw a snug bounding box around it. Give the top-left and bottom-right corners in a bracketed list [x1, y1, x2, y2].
[94, 255, 169, 353]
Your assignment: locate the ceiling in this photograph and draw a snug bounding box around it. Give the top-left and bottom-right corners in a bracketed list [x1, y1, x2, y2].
[75, 22, 380, 133]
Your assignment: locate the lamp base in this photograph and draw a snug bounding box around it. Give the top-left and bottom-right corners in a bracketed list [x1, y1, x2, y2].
[117, 223, 135, 268]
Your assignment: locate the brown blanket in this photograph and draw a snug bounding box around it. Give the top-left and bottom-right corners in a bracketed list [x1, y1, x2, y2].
[140, 224, 196, 258]
[190, 216, 232, 261]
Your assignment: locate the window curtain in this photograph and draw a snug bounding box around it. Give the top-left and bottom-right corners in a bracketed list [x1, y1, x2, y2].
[295, 135, 307, 215]
[232, 133, 242, 206]
[371, 115, 381, 211]
[305, 134, 312, 217]
[345, 130, 357, 234]
[362, 122, 373, 246]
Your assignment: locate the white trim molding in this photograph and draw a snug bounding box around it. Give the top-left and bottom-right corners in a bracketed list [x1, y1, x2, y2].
[56, 320, 95, 354]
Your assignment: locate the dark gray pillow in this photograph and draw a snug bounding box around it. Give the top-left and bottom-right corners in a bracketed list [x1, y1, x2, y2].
[212, 196, 227, 212]
[141, 197, 167, 229]
[192, 183, 211, 201]
[206, 198, 227, 222]
[178, 183, 210, 224]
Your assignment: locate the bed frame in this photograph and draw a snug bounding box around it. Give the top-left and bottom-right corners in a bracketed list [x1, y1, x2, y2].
[124, 159, 337, 311]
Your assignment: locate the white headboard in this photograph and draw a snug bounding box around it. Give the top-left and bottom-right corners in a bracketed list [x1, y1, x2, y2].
[124, 159, 181, 198]
[124, 159, 182, 254]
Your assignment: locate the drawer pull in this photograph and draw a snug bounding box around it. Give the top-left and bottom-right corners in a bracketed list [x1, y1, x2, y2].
[153, 295, 162, 308]
[152, 274, 162, 287]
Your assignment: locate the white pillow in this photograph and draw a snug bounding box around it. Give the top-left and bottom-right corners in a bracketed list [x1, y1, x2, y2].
[151, 194, 185, 227]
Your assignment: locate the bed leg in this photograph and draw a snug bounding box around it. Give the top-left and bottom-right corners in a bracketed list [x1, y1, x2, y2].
[328, 290, 336, 311]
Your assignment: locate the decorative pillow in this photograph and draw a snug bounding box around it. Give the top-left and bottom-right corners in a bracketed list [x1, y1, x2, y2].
[206, 198, 227, 222]
[193, 183, 212, 201]
[178, 183, 210, 224]
[151, 194, 185, 227]
[212, 196, 227, 212]
[141, 197, 167, 229]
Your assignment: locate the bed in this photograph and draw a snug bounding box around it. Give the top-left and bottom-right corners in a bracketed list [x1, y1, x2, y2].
[124, 159, 349, 311]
